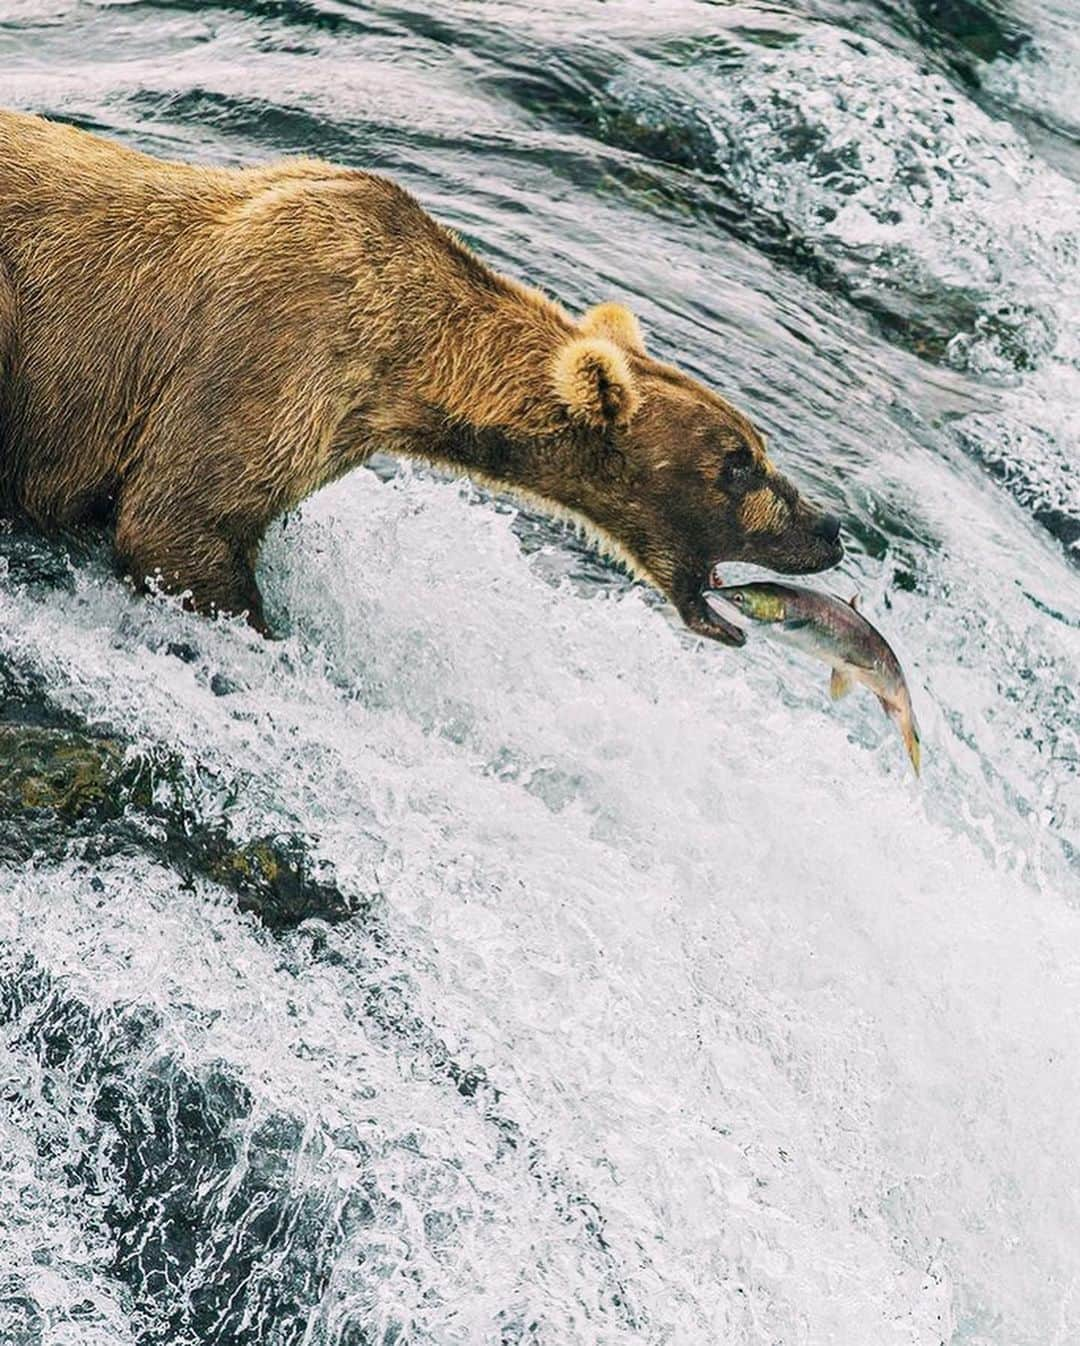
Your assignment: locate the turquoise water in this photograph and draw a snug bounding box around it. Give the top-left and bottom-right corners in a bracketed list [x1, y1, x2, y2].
[1, 2, 1078, 1342]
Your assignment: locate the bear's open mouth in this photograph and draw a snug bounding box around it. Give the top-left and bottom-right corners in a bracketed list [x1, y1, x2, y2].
[700, 599, 746, 646]
[682, 579, 746, 646]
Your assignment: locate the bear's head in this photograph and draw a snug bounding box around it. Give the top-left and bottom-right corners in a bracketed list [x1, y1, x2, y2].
[544, 302, 843, 645]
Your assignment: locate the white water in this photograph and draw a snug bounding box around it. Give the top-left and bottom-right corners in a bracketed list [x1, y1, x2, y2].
[2, 2, 1079, 1343]
[2, 456, 1078, 1342]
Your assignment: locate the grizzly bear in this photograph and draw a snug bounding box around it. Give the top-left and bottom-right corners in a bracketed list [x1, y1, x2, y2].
[0, 109, 842, 645]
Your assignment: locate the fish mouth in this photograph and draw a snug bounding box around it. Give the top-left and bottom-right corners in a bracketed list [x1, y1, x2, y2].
[670, 564, 748, 646]
[701, 598, 746, 646]
[701, 588, 748, 635]
[679, 587, 746, 647]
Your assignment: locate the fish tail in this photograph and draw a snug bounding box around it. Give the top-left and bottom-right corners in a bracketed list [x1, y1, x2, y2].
[879, 693, 922, 777]
[902, 714, 921, 777]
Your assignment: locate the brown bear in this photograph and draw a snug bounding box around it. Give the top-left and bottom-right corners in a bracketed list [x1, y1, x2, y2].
[0, 109, 842, 645]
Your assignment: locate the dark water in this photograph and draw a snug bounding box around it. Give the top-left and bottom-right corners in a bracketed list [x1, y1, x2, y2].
[1, 2, 1079, 1343]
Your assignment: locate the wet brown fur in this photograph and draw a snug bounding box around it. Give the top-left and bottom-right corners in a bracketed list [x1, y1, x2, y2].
[0, 110, 841, 636]
[739, 487, 791, 534]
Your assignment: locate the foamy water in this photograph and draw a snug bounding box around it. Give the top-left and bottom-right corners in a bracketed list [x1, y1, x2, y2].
[1, 2, 1078, 1343]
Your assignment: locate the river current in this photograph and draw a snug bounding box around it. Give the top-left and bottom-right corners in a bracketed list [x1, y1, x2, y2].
[1, 2, 1079, 1343]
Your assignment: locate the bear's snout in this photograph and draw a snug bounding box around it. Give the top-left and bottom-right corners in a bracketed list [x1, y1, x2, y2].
[732, 497, 844, 577]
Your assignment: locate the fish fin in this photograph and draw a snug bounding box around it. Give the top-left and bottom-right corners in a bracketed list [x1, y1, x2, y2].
[782, 617, 811, 631]
[849, 594, 860, 611]
[829, 667, 853, 700]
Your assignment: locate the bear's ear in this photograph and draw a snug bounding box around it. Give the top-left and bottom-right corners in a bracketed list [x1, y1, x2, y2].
[552, 337, 640, 430]
[579, 301, 645, 354]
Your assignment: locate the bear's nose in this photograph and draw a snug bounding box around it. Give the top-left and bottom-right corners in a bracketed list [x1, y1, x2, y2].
[814, 512, 842, 544]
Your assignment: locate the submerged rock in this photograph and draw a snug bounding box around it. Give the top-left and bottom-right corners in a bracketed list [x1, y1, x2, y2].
[0, 957, 356, 1346]
[0, 710, 361, 928]
[907, 0, 1029, 69]
[0, 723, 124, 822]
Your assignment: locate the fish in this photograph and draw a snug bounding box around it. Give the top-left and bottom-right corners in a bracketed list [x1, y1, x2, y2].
[704, 580, 921, 775]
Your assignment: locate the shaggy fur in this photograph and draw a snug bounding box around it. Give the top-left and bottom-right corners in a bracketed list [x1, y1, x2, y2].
[0, 109, 842, 639]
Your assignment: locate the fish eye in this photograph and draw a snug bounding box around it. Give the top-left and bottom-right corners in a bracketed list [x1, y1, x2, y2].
[731, 592, 744, 606]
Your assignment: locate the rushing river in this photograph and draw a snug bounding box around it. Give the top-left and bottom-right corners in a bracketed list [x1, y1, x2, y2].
[2, 2, 1079, 1342]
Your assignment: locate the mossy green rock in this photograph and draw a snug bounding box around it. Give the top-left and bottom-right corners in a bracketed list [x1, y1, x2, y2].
[0, 722, 360, 927]
[0, 724, 127, 864]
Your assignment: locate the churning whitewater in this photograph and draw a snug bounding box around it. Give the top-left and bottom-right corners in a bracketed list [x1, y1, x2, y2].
[1, 2, 1078, 1344]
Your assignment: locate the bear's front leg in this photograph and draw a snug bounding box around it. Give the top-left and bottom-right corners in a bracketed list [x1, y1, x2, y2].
[115, 497, 269, 634]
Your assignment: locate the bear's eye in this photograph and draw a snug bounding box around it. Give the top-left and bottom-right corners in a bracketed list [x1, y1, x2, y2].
[717, 448, 756, 489]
